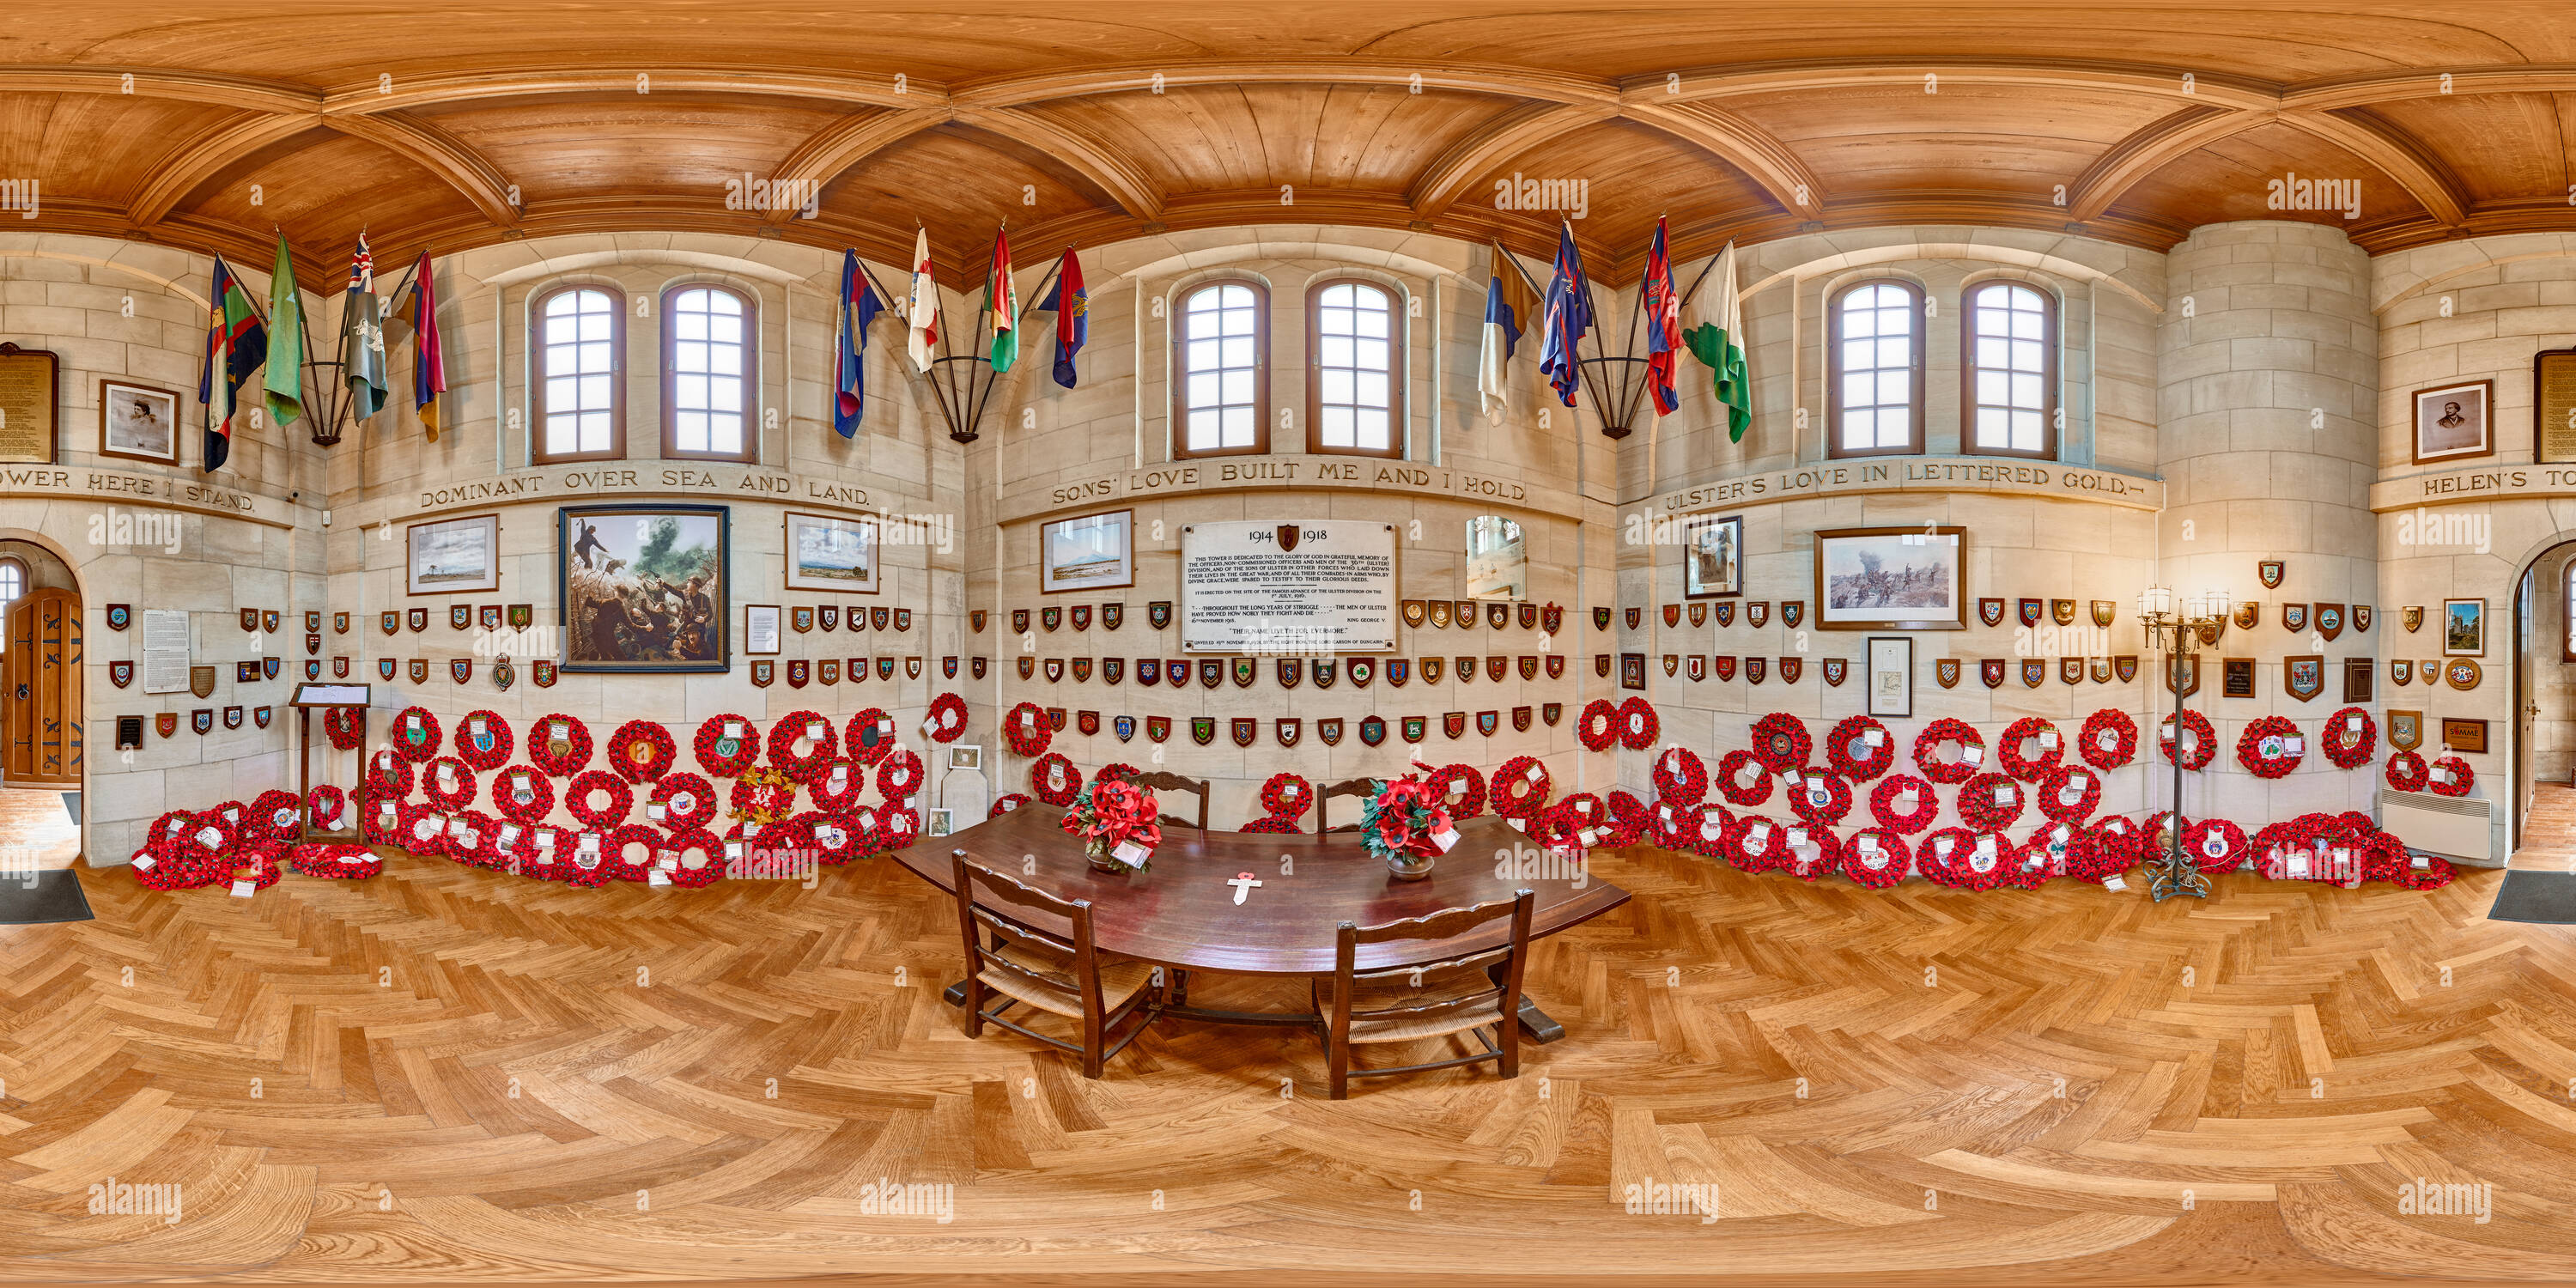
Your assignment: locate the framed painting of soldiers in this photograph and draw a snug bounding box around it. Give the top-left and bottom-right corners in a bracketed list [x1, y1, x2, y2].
[557, 504, 730, 672]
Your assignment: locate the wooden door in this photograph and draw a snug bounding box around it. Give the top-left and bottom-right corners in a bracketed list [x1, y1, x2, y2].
[3, 587, 82, 787]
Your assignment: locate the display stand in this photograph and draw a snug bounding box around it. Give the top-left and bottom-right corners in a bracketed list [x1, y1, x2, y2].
[289, 682, 383, 844]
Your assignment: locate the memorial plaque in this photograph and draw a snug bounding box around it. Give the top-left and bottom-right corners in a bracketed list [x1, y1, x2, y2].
[2541, 349, 2576, 464]
[1180, 520, 1396, 653]
[0, 343, 59, 464]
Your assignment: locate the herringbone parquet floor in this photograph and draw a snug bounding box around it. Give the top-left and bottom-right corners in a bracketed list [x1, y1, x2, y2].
[2, 845, 2571, 1285]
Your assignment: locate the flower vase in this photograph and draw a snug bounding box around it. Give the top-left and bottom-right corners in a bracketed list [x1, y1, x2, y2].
[1385, 848, 1437, 881]
[1084, 837, 1124, 873]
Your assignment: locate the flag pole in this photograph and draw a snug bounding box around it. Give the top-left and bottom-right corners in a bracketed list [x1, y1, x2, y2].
[969, 248, 1067, 443]
[1613, 238, 1658, 434]
[1674, 246, 1725, 310]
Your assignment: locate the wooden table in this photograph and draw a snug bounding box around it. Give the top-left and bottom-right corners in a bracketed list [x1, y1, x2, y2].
[896, 804, 1629, 1042]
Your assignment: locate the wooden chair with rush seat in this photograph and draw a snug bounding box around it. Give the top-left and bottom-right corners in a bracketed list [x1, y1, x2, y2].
[1311, 776, 1376, 834]
[952, 850, 1163, 1078]
[1312, 889, 1535, 1098]
[1127, 770, 1209, 833]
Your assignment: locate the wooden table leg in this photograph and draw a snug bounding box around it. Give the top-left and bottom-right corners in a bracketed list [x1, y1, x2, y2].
[1516, 995, 1567, 1043]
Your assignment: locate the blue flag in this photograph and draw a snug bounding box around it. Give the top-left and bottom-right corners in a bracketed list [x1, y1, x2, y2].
[1537, 222, 1590, 408]
[834, 249, 884, 438]
[1038, 247, 1086, 389]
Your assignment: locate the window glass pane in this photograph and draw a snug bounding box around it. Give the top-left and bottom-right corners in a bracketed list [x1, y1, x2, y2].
[1967, 283, 2050, 453]
[1312, 282, 1395, 453]
[1180, 283, 1261, 450]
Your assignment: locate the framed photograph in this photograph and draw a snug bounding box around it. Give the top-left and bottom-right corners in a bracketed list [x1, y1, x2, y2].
[97, 378, 179, 465]
[557, 504, 729, 672]
[0, 343, 58, 465]
[1041, 508, 1133, 594]
[744, 605, 781, 656]
[2441, 717, 2488, 755]
[2412, 378, 2493, 465]
[1619, 651, 1646, 691]
[408, 513, 501, 595]
[1465, 515, 1528, 599]
[2221, 657, 2255, 698]
[2442, 598, 2484, 656]
[1682, 513, 1743, 599]
[1813, 526, 1965, 630]
[2387, 709, 2421, 751]
[783, 511, 878, 593]
[2342, 657, 2374, 704]
[946, 744, 982, 771]
[927, 808, 955, 838]
[1866, 635, 1911, 718]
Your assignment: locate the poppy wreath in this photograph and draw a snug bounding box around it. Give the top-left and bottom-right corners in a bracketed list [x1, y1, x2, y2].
[2002, 827, 2066, 890]
[2429, 755, 2476, 798]
[1826, 715, 1896, 782]
[2092, 816, 2145, 873]
[1841, 828, 1912, 888]
[364, 796, 413, 848]
[1492, 756, 1552, 819]
[1686, 803, 1735, 856]
[1615, 696, 1661, 751]
[1912, 718, 1986, 784]
[1647, 799, 1692, 849]
[529, 714, 597, 777]
[1555, 793, 1607, 843]
[1997, 717, 2064, 781]
[390, 707, 443, 762]
[1868, 772, 1941, 834]
[2251, 821, 2330, 883]
[1716, 750, 1776, 807]
[848, 804, 890, 855]
[1748, 714, 1812, 773]
[1429, 763, 1488, 819]
[877, 748, 927, 800]
[2035, 763, 2102, 825]
[1923, 829, 2015, 890]
[451, 710, 514, 772]
[2385, 750, 2429, 793]
[661, 826, 725, 888]
[1097, 762, 1142, 786]
[1651, 746, 1709, 805]
[1601, 791, 1648, 848]
[808, 811, 863, 866]
[1724, 814, 1795, 873]
[2320, 707, 2378, 770]
[1577, 699, 1620, 752]
[2235, 715, 2303, 779]
[489, 767, 556, 825]
[290, 842, 383, 880]
[2079, 708, 2139, 771]
[690, 714, 758, 778]
[1031, 752, 1082, 805]
[366, 750, 416, 800]
[1784, 826, 1844, 882]
[643, 772, 714, 829]
[2060, 825, 2129, 884]
[2158, 710, 2216, 770]
[140, 809, 194, 865]
[322, 706, 365, 750]
[731, 767, 801, 825]
[1912, 828, 1977, 887]
[2362, 832, 2457, 890]
[1784, 768, 1855, 827]
[234, 841, 286, 892]
[1261, 773, 1312, 817]
[450, 811, 505, 872]
[926, 692, 970, 743]
[2183, 817, 2250, 872]
[991, 793, 1033, 817]
[1957, 771, 2025, 830]
[566, 769, 636, 829]
[304, 785, 348, 833]
[2139, 810, 2181, 860]
[246, 788, 303, 843]
[1002, 702, 1054, 758]
[1240, 816, 1303, 834]
[805, 762, 867, 812]
[402, 808, 450, 858]
[422, 757, 478, 812]
[605, 823, 663, 882]
[880, 806, 922, 850]
[763, 711, 839, 782]
[844, 707, 902, 766]
[2336, 810, 2379, 840]
[131, 811, 210, 888]
[605, 720, 677, 783]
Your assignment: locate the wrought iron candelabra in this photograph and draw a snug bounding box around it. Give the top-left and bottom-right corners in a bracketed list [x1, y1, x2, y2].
[2134, 584, 2231, 902]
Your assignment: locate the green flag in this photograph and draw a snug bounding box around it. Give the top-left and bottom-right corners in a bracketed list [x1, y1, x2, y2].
[261, 234, 304, 429]
[339, 234, 389, 422]
[986, 226, 1018, 374]
[1682, 241, 1750, 442]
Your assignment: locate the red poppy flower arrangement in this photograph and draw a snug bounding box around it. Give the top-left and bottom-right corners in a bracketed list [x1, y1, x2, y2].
[2385, 750, 2429, 793]
[641, 772, 714, 829]
[808, 812, 863, 866]
[2235, 715, 2303, 779]
[2159, 710, 2215, 770]
[876, 748, 926, 801]
[1652, 746, 1709, 805]
[566, 769, 635, 829]
[1601, 791, 1647, 848]
[2362, 832, 2456, 890]
[390, 707, 442, 762]
[1240, 816, 1303, 834]
[1554, 793, 1607, 844]
[1716, 750, 1775, 806]
[305, 785, 348, 833]
[1612, 696, 1659, 750]
[1827, 715, 1896, 781]
[2079, 709, 2138, 771]
[2321, 707, 2377, 769]
[766, 711, 841, 782]
[2059, 825, 2129, 885]
[1428, 763, 1487, 819]
[366, 750, 416, 800]
[1725, 814, 1795, 873]
[2183, 817, 2249, 872]
[1061, 776, 1163, 866]
[991, 793, 1032, 817]
[246, 788, 302, 843]
[926, 692, 969, 743]
[1783, 826, 1844, 882]
[1647, 799, 1692, 849]
[842, 707, 901, 766]
[1784, 768, 1854, 827]
[490, 766, 556, 825]
[447, 710, 512, 772]
[514, 713, 587, 776]
[881, 806, 925, 851]
[1097, 762, 1141, 785]
[2035, 763, 2101, 825]
[662, 826, 725, 887]
[1261, 773, 1312, 817]
[1003, 702, 1054, 758]
[2429, 756, 2475, 797]
[729, 767, 800, 825]
[422, 757, 477, 811]
[1957, 771, 2025, 830]
[1997, 717, 2063, 781]
[1868, 772, 1940, 833]
[1841, 829, 1911, 888]
[364, 797, 411, 848]
[1492, 756, 1552, 819]
[605, 823, 662, 882]
[804, 762, 867, 812]
[1686, 803, 1734, 856]
[1749, 714, 1812, 773]
[289, 842, 382, 879]
[1922, 828, 2014, 890]
[322, 706, 365, 750]
[1577, 699, 1620, 752]
[605, 720, 676, 782]
[1031, 752, 1082, 805]
[1912, 718, 1986, 784]
[686, 714, 755, 778]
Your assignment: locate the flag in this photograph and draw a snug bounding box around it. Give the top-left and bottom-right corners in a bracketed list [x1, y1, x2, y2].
[832, 249, 884, 437]
[1643, 216, 1681, 416]
[339, 234, 388, 423]
[1536, 222, 1590, 408]
[197, 254, 266, 473]
[260, 234, 304, 431]
[1682, 240, 1751, 441]
[391, 252, 447, 440]
[905, 228, 939, 374]
[1477, 240, 1534, 423]
[1037, 247, 1086, 388]
[985, 226, 1018, 374]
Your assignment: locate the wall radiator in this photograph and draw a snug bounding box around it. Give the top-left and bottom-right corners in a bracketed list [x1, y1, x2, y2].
[2378, 790, 2498, 866]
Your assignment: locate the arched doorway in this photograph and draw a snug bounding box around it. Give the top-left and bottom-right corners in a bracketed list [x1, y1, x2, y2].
[0, 536, 82, 869]
[2512, 538, 2576, 853]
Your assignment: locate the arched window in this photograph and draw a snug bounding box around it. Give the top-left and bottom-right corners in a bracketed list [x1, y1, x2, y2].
[0, 556, 25, 611]
[1827, 280, 1923, 459]
[663, 284, 757, 462]
[1173, 280, 1267, 459]
[1308, 277, 1402, 457]
[532, 285, 623, 463]
[1962, 280, 2057, 458]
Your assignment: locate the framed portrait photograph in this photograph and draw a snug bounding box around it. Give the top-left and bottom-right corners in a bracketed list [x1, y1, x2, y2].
[783, 511, 878, 593]
[557, 504, 729, 672]
[1465, 514, 1528, 599]
[2442, 597, 2485, 656]
[2386, 709, 2421, 751]
[927, 808, 955, 838]
[408, 513, 501, 595]
[1814, 526, 1965, 630]
[2440, 717, 2488, 755]
[2412, 378, 2493, 465]
[1866, 635, 1911, 718]
[98, 378, 179, 465]
[946, 744, 982, 771]
[1683, 513, 1743, 599]
[1041, 508, 1133, 594]
[1619, 651, 1646, 691]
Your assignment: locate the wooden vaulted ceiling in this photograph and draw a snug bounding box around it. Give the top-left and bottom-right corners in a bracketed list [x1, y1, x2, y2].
[7, 3, 2576, 282]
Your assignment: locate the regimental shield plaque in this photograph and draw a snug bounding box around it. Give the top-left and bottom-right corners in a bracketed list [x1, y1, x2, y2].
[1979, 598, 2005, 628]
[451, 658, 473, 683]
[1518, 602, 1537, 630]
[944, 654, 961, 679]
[107, 604, 131, 631]
[1687, 654, 1706, 682]
[1192, 717, 1217, 745]
[1423, 657, 1445, 685]
[1017, 657, 1036, 681]
[1594, 653, 1611, 677]
[2236, 601, 2261, 630]
[234, 660, 253, 685]
[2354, 605, 2372, 631]
[1688, 603, 1707, 629]
[1748, 602, 1770, 629]
[750, 660, 775, 687]
[381, 611, 399, 635]
[305, 660, 320, 679]
[792, 606, 813, 634]
[1540, 702, 1563, 726]
[2285, 654, 2325, 701]
[223, 705, 242, 730]
[1546, 655, 1564, 678]
[110, 661, 133, 688]
[1476, 711, 1499, 737]
[1779, 657, 1802, 683]
[2090, 656, 2111, 683]
[1455, 655, 1474, 683]
[192, 708, 213, 735]
[263, 657, 281, 679]
[787, 659, 810, 688]
[2282, 604, 2307, 633]
[480, 605, 502, 632]
[450, 605, 471, 630]
[2448, 659, 2479, 690]
[335, 611, 351, 634]
[1041, 606, 1061, 632]
[306, 633, 321, 656]
[2049, 599, 2074, 627]
[1542, 602, 1562, 634]
[1138, 659, 1161, 686]
[2315, 603, 2344, 641]
[1444, 712, 1467, 739]
[1044, 658, 1064, 683]
[1276, 719, 1300, 747]
[1714, 602, 1735, 628]
[1348, 657, 1375, 688]
[2115, 655, 2138, 683]
[2014, 598, 2040, 628]
[1232, 718, 1257, 747]
[1200, 659, 1224, 690]
[1078, 711, 1099, 736]
[1746, 657, 1766, 684]
[1149, 601, 1173, 629]
[1115, 715, 1137, 742]
[2092, 601, 2116, 629]
[1401, 715, 1426, 743]
[2419, 659, 2439, 686]
[1169, 657, 1190, 690]
[1099, 656, 1119, 684]
[2166, 655, 2197, 696]
[241, 608, 258, 633]
[2061, 656, 2084, 684]
[894, 610, 911, 631]
[408, 608, 428, 633]
[1663, 653, 1680, 677]
[1012, 609, 1030, 634]
[254, 706, 271, 729]
[510, 604, 532, 630]
[874, 607, 891, 630]
[1318, 718, 1343, 746]
[1663, 604, 1680, 629]
[1822, 658, 1847, 686]
[1518, 654, 1538, 681]
[1072, 605, 1091, 632]
[969, 610, 987, 634]
[1625, 607, 1641, 629]
[380, 659, 398, 680]
[1594, 606, 1612, 630]
[1069, 657, 1089, 682]
[1100, 602, 1123, 630]
[972, 656, 988, 679]
[2403, 605, 2423, 632]
[1485, 656, 1506, 682]
[1233, 658, 1257, 688]
[1278, 658, 1303, 690]
[1047, 707, 1066, 731]
[1714, 654, 1736, 681]
[1148, 716, 1171, 743]
[1386, 659, 1410, 687]
[1403, 599, 1427, 629]
[820, 659, 841, 685]
[263, 611, 280, 634]
[879, 656, 898, 680]
[1430, 600, 1453, 629]
[1782, 601, 1804, 629]
[157, 712, 176, 738]
[1982, 659, 2007, 688]
[2391, 659, 2412, 686]
[305, 610, 321, 633]
[2259, 560, 2285, 589]
[333, 655, 349, 678]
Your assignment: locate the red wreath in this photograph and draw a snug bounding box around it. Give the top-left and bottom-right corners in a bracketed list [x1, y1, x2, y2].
[323, 707, 365, 750]
[422, 757, 477, 812]
[877, 748, 926, 799]
[1784, 826, 1844, 881]
[1616, 697, 1660, 750]
[1261, 773, 1312, 817]
[367, 749, 416, 799]
[2321, 707, 2378, 769]
[2159, 710, 2215, 770]
[233, 841, 286, 891]
[1868, 773, 1939, 833]
[1240, 816, 1303, 835]
[880, 806, 921, 850]
[806, 761, 867, 811]
[2430, 756, 2475, 798]
[402, 808, 450, 858]
[842, 707, 900, 765]
[1826, 716, 1896, 781]
[1912, 718, 1987, 784]
[1842, 829, 1911, 887]
[1997, 718, 2063, 781]
[566, 770, 635, 829]
[2061, 824, 2129, 884]
[1725, 814, 1795, 873]
[647, 772, 717, 829]
[1920, 828, 2014, 890]
[1429, 763, 1488, 819]
[992, 793, 1032, 817]
[604, 823, 662, 882]
[2236, 715, 2303, 779]
[926, 692, 969, 743]
[2007, 825, 2075, 888]
[1577, 700, 1619, 752]
[305, 785, 348, 833]
[2184, 817, 2249, 872]
[289, 842, 382, 879]
[1686, 803, 1734, 855]
[1097, 762, 1142, 786]
[1784, 768, 1855, 827]
[689, 714, 757, 778]
[133, 811, 221, 889]
[1003, 702, 1054, 757]
[451, 710, 513, 771]
[661, 826, 725, 887]
[1749, 714, 1812, 773]
[391, 707, 442, 762]
[2035, 763, 2102, 825]
[1715, 750, 1775, 806]
[490, 766, 556, 825]
[1552, 793, 1607, 846]
[529, 714, 596, 776]
[1647, 799, 1690, 849]
[2385, 750, 2428, 793]
[604, 720, 676, 782]
[363, 796, 410, 848]
[1602, 792, 1648, 848]
[1031, 752, 1081, 805]
[2362, 831, 2456, 890]
[1492, 756, 1552, 819]
[1958, 771, 2025, 830]
[1651, 747, 1708, 805]
[768, 711, 841, 781]
[246, 789, 302, 843]
[2079, 709, 2138, 770]
[809, 811, 864, 866]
